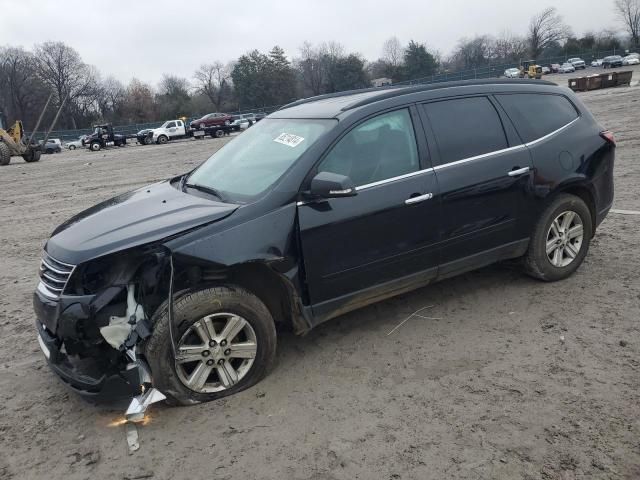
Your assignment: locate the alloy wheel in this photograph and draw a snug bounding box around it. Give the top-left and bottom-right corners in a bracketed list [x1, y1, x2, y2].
[546, 210, 584, 267]
[175, 313, 258, 393]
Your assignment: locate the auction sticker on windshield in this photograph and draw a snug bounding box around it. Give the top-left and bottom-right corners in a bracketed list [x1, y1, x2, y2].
[274, 133, 305, 148]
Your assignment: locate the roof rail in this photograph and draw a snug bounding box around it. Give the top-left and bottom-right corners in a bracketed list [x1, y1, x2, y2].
[277, 84, 402, 111]
[277, 78, 558, 113]
[341, 78, 558, 111]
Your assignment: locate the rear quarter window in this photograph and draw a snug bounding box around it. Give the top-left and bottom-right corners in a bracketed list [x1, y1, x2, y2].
[495, 93, 579, 143]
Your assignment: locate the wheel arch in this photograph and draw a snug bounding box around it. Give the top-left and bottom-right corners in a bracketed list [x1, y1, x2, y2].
[168, 255, 310, 335]
[555, 183, 597, 235]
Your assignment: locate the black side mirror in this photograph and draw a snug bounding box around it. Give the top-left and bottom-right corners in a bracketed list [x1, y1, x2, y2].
[309, 171, 357, 198]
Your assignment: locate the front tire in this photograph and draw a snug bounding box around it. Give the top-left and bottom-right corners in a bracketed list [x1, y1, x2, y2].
[69, 145, 76, 150]
[90, 142, 101, 151]
[145, 286, 277, 406]
[524, 194, 592, 281]
[0, 142, 11, 165]
[157, 135, 168, 144]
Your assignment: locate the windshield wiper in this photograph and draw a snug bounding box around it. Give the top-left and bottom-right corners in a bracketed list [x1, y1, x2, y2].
[184, 182, 227, 202]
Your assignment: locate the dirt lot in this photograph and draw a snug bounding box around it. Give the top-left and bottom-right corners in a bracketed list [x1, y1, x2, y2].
[1, 74, 639, 480]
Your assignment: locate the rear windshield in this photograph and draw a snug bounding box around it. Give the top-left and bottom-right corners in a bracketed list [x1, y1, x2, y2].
[187, 118, 336, 201]
[495, 94, 579, 143]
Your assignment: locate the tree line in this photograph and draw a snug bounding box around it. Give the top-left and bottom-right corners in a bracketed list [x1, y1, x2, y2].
[1, 2, 638, 131]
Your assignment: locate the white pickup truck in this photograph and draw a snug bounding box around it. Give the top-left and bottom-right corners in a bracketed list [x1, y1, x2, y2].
[151, 119, 187, 144]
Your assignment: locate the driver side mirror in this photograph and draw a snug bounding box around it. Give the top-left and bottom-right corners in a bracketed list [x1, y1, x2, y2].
[309, 171, 357, 199]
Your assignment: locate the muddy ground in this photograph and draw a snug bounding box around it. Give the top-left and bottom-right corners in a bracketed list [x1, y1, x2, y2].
[1, 72, 639, 480]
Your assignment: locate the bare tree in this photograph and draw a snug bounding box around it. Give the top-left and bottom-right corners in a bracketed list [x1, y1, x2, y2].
[297, 42, 326, 96]
[97, 76, 125, 121]
[121, 78, 156, 123]
[33, 41, 96, 128]
[614, 0, 640, 45]
[194, 62, 232, 110]
[381, 36, 403, 67]
[527, 7, 571, 58]
[493, 31, 528, 61]
[450, 35, 494, 69]
[0, 47, 48, 125]
[157, 75, 192, 118]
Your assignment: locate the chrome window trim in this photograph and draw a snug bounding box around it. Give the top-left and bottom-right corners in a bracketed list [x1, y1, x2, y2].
[433, 116, 579, 171]
[356, 168, 434, 191]
[523, 116, 579, 147]
[295, 115, 580, 206]
[432, 144, 526, 171]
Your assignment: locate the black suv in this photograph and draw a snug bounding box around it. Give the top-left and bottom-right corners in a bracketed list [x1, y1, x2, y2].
[602, 55, 623, 68]
[34, 79, 615, 405]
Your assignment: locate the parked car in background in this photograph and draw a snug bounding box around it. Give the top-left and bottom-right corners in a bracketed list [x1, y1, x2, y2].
[34, 79, 615, 405]
[567, 58, 586, 69]
[254, 112, 267, 122]
[622, 54, 640, 66]
[591, 59, 603, 67]
[65, 136, 86, 150]
[558, 63, 576, 73]
[504, 67, 520, 78]
[39, 140, 61, 154]
[550, 63, 561, 73]
[603, 55, 623, 68]
[541, 66, 551, 74]
[136, 129, 154, 145]
[230, 115, 252, 131]
[190, 112, 233, 130]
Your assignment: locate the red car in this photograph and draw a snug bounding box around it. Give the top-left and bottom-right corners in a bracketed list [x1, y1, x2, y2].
[190, 112, 233, 129]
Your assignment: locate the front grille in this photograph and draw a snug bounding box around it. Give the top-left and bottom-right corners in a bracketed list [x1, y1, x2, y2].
[38, 252, 75, 300]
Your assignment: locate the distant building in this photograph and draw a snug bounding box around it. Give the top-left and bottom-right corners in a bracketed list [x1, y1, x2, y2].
[371, 77, 393, 87]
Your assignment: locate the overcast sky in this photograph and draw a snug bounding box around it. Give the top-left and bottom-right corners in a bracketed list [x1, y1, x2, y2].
[1, 0, 622, 86]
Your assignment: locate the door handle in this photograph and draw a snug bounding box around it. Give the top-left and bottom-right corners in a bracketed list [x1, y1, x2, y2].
[405, 193, 433, 205]
[508, 166, 530, 177]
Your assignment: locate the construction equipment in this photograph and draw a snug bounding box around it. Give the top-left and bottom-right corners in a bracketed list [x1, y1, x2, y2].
[0, 116, 41, 165]
[519, 60, 543, 80]
[0, 93, 66, 166]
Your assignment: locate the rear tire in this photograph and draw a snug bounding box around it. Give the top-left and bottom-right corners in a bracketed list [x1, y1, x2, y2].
[524, 194, 592, 281]
[215, 129, 225, 138]
[0, 142, 11, 166]
[22, 148, 41, 163]
[144, 286, 277, 406]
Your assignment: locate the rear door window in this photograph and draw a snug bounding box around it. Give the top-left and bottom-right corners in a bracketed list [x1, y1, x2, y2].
[422, 96, 508, 166]
[495, 93, 579, 143]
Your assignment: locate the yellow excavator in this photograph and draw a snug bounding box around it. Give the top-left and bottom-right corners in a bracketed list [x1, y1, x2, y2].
[0, 118, 41, 165]
[519, 60, 543, 80]
[0, 94, 66, 166]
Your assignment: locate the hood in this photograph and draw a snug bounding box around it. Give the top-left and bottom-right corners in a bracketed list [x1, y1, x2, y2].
[46, 180, 238, 265]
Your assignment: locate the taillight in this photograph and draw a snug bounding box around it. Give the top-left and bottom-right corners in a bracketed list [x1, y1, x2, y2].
[600, 130, 616, 146]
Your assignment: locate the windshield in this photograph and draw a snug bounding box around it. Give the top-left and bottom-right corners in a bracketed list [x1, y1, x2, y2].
[187, 118, 336, 202]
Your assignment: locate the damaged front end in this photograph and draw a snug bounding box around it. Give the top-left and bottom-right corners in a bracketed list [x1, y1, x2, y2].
[34, 246, 170, 403]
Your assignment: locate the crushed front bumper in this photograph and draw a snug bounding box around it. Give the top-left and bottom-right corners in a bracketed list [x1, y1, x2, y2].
[34, 290, 142, 404]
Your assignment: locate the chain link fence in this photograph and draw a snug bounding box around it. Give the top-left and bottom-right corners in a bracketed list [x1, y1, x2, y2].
[27, 46, 639, 143]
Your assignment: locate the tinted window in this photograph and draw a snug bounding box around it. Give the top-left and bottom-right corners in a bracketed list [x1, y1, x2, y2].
[495, 93, 578, 143]
[423, 96, 508, 165]
[318, 109, 419, 186]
